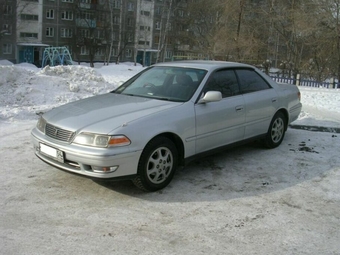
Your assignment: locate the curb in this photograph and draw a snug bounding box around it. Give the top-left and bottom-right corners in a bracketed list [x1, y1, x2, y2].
[289, 124, 340, 133]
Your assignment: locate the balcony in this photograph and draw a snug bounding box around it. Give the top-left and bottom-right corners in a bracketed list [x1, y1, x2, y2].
[76, 19, 96, 28]
[78, 3, 96, 10]
[78, 3, 97, 10]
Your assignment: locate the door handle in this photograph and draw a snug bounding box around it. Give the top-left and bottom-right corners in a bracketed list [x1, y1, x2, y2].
[235, 106, 244, 112]
[272, 98, 278, 103]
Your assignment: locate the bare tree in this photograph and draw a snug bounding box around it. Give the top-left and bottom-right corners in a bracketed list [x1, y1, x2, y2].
[316, 0, 340, 82]
[134, 0, 154, 66]
[184, 0, 226, 60]
[155, 0, 173, 63]
[73, 0, 106, 67]
[115, 0, 123, 64]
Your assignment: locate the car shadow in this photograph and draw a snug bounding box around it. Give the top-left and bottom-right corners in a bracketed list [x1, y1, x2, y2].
[94, 129, 339, 203]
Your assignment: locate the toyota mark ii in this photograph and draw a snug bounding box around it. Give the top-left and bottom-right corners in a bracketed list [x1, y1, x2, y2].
[31, 61, 302, 191]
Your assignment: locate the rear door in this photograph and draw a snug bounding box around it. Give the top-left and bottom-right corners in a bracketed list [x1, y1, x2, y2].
[235, 69, 279, 139]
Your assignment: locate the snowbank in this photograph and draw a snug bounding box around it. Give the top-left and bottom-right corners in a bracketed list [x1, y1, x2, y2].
[0, 62, 144, 121]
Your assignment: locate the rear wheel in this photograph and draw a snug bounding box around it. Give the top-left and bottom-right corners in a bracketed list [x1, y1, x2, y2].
[264, 112, 286, 148]
[133, 137, 178, 191]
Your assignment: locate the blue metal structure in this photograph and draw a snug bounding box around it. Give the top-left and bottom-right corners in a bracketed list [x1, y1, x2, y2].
[42, 47, 73, 67]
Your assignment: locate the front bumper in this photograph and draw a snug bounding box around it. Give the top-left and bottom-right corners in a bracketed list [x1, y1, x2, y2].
[31, 128, 142, 179]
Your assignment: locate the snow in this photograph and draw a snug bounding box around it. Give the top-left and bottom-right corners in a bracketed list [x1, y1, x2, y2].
[1, 60, 339, 254]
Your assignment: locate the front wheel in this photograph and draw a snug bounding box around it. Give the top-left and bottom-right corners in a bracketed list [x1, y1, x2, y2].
[133, 137, 178, 191]
[263, 112, 286, 148]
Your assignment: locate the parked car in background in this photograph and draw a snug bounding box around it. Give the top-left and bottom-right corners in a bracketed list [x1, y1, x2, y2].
[31, 61, 302, 191]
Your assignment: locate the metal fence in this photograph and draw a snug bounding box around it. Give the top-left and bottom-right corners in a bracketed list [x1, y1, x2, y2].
[270, 76, 340, 89]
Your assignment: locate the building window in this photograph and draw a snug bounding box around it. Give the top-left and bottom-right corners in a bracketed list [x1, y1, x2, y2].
[46, 9, 54, 19]
[126, 49, 132, 57]
[3, 44, 12, 54]
[3, 5, 12, 14]
[155, 21, 161, 30]
[95, 30, 104, 39]
[111, 0, 120, 8]
[156, 7, 162, 15]
[20, 14, 39, 21]
[2, 24, 11, 34]
[46, 27, 54, 37]
[113, 16, 119, 24]
[112, 32, 116, 41]
[140, 26, 150, 31]
[80, 46, 89, 55]
[127, 18, 133, 26]
[128, 33, 133, 42]
[127, 2, 134, 11]
[140, 10, 150, 16]
[61, 28, 72, 38]
[20, 32, 38, 38]
[178, 10, 184, 17]
[95, 48, 105, 56]
[81, 29, 90, 38]
[166, 51, 172, 59]
[61, 11, 73, 20]
[138, 41, 150, 46]
[61, 0, 74, 2]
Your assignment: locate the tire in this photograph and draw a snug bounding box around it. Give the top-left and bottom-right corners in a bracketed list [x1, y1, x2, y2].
[133, 137, 178, 191]
[264, 111, 286, 149]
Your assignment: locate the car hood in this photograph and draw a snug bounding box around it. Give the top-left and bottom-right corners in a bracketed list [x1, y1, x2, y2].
[43, 93, 181, 134]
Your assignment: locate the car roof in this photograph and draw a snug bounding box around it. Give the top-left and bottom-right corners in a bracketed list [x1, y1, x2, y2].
[152, 60, 254, 72]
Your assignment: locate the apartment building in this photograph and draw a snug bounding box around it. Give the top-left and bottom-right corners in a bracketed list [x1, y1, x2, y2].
[1, 0, 191, 66]
[0, 0, 17, 63]
[17, 0, 48, 65]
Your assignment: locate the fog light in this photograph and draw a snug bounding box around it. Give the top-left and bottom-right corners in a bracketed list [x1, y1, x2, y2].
[91, 166, 118, 173]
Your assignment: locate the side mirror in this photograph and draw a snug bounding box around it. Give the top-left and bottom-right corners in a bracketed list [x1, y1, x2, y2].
[198, 91, 222, 104]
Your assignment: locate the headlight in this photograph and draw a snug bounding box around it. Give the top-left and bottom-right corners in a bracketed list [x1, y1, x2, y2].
[73, 133, 131, 148]
[36, 117, 46, 133]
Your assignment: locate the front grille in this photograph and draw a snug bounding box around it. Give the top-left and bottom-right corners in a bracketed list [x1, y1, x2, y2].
[45, 123, 75, 143]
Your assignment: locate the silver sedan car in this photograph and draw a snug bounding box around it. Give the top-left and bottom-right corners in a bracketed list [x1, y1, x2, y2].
[31, 61, 302, 191]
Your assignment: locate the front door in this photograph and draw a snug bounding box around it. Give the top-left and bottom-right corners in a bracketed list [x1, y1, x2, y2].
[194, 69, 245, 153]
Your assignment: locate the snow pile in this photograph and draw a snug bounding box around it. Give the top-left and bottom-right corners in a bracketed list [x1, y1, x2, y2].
[297, 87, 340, 127]
[0, 59, 14, 66]
[0, 62, 144, 121]
[301, 87, 340, 112]
[95, 63, 144, 85]
[38, 65, 108, 93]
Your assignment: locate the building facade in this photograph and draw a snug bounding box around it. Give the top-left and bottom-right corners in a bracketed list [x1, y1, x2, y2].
[1, 0, 193, 66]
[1, 0, 17, 63]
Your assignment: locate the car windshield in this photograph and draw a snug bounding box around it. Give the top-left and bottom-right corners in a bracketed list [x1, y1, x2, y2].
[113, 66, 208, 102]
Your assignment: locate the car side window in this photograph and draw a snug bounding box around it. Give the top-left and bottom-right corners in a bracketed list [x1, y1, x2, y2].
[236, 69, 271, 93]
[204, 69, 240, 98]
